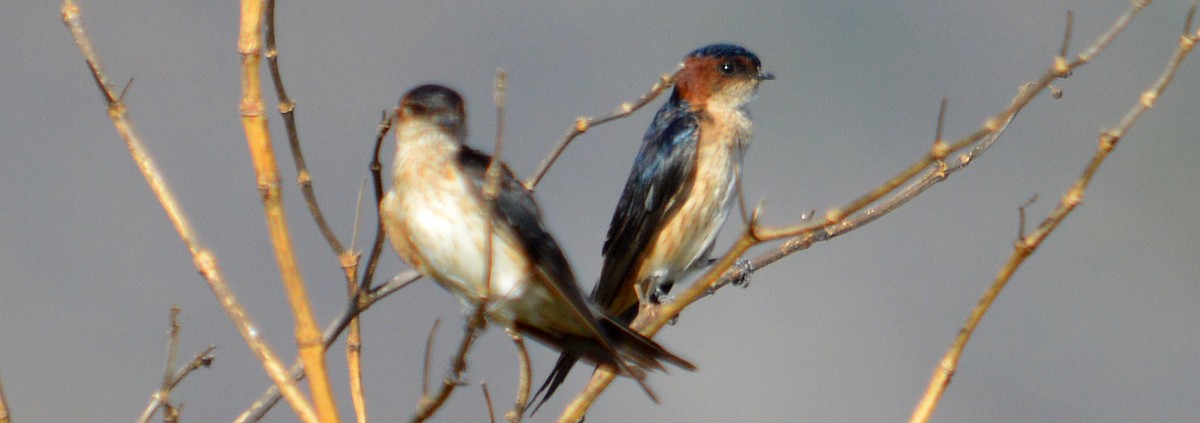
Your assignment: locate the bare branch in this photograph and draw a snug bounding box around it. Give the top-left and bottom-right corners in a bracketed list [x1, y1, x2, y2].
[909, 2, 1198, 421]
[236, 0, 340, 420]
[264, 0, 348, 258]
[422, 319, 442, 396]
[134, 310, 220, 423]
[524, 70, 679, 190]
[412, 306, 487, 422]
[236, 269, 422, 423]
[505, 330, 531, 423]
[261, 5, 368, 416]
[481, 383, 497, 423]
[135, 307, 183, 423]
[362, 110, 398, 292]
[61, 1, 317, 421]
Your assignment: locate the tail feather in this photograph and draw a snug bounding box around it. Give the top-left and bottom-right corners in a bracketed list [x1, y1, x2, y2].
[598, 316, 696, 372]
[527, 315, 696, 416]
[528, 354, 579, 414]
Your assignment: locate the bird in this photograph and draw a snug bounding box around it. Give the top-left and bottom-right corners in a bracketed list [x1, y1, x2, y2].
[381, 84, 694, 403]
[531, 43, 773, 411]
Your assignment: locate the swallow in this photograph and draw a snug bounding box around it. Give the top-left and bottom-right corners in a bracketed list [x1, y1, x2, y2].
[381, 84, 694, 401]
[532, 43, 773, 410]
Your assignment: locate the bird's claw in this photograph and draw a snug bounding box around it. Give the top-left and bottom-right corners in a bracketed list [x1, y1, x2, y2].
[731, 258, 753, 288]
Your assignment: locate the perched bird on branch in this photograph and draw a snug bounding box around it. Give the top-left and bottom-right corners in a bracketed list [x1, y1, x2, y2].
[382, 84, 694, 404]
[533, 43, 773, 411]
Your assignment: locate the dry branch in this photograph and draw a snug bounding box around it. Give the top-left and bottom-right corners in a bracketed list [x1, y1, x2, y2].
[261, 1, 368, 420]
[136, 308, 218, 423]
[236, 0, 339, 420]
[910, 2, 1198, 421]
[62, 1, 318, 421]
[505, 329, 531, 423]
[411, 306, 487, 422]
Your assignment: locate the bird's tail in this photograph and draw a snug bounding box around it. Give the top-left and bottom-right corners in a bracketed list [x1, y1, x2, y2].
[527, 353, 579, 415]
[598, 315, 695, 374]
[527, 315, 696, 415]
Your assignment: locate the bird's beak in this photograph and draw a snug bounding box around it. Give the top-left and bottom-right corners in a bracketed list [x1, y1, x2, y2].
[757, 71, 775, 81]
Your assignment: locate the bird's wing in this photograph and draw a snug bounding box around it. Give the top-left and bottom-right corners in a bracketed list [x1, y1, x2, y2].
[592, 101, 700, 316]
[456, 147, 604, 336]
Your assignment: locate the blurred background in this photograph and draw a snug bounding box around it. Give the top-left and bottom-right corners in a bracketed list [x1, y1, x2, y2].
[3, 0, 1198, 421]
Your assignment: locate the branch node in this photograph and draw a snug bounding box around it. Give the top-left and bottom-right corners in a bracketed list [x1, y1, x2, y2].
[1099, 131, 1119, 152]
[277, 100, 295, 114]
[982, 117, 1000, 132]
[957, 153, 971, 166]
[1139, 90, 1158, 108]
[824, 208, 843, 225]
[1063, 187, 1084, 208]
[930, 140, 949, 161]
[1053, 56, 1071, 76]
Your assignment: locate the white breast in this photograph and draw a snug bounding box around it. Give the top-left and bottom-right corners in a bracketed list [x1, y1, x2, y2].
[382, 122, 532, 313]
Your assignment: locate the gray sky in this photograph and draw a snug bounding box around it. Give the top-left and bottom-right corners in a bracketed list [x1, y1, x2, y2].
[3, 0, 1198, 422]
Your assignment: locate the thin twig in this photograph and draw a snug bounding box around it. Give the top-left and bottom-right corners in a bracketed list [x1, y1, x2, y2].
[482, 383, 497, 423]
[422, 319, 442, 396]
[504, 330, 531, 423]
[523, 70, 679, 190]
[136, 307, 183, 423]
[61, 1, 316, 421]
[138, 343, 219, 423]
[556, 2, 1157, 420]
[235, 269, 422, 423]
[351, 178, 368, 251]
[237, 0, 340, 420]
[264, 0, 347, 257]
[361, 110, 397, 294]
[910, 2, 1197, 421]
[1018, 194, 1039, 239]
[412, 306, 488, 422]
[262, 3, 367, 418]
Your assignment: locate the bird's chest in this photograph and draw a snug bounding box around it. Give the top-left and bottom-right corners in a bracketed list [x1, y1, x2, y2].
[386, 142, 490, 297]
[644, 112, 749, 278]
[383, 140, 532, 312]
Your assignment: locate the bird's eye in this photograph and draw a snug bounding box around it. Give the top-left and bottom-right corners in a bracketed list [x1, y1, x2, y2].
[719, 60, 737, 75]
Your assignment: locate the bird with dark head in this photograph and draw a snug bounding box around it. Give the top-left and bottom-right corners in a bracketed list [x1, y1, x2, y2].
[381, 84, 694, 407]
[532, 43, 773, 412]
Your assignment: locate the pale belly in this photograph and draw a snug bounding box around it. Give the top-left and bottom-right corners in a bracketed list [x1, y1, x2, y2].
[638, 141, 741, 287]
[381, 151, 532, 321]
